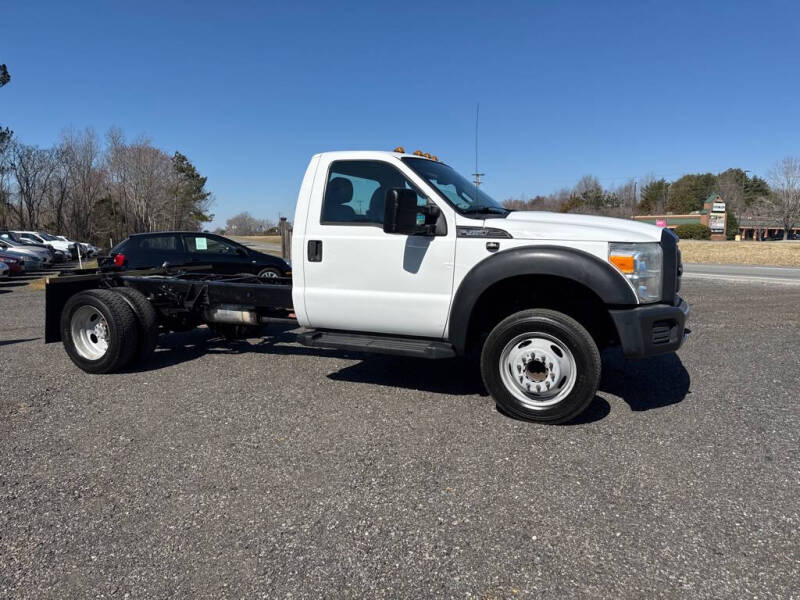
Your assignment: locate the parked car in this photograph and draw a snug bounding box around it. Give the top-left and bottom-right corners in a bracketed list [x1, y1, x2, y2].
[0, 260, 8, 279]
[0, 238, 51, 266]
[1, 231, 56, 263]
[0, 254, 25, 275]
[12, 231, 77, 259]
[100, 232, 291, 278]
[54, 235, 100, 257]
[53, 248, 69, 262]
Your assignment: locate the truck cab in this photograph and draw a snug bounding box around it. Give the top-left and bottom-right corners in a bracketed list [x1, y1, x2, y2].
[290, 150, 688, 422]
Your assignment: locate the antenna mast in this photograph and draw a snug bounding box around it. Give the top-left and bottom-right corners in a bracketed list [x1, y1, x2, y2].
[472, 103, 484, 188]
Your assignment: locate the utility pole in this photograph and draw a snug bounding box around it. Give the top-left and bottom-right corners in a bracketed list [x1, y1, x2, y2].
[740, 169, 750, 241]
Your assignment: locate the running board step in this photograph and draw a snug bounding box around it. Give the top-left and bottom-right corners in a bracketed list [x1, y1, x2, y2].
[297, 330, 456, 359]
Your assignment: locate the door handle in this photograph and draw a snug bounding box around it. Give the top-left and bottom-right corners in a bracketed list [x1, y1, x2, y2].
[308, 240, 323, 262]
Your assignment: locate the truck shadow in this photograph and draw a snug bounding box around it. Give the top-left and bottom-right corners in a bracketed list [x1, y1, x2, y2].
[138, 327, 690, 424]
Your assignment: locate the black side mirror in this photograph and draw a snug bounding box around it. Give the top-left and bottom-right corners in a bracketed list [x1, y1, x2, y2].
[383, 189, 443, 235]
[383, 189, 419, 234]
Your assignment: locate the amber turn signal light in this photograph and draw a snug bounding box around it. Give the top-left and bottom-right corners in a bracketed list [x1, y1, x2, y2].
[609, 255, 635, 274]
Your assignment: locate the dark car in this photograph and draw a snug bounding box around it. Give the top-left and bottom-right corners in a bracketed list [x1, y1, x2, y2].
[100, 232, 291, 279]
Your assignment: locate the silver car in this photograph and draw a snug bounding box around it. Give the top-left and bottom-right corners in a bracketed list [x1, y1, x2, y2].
[0, 239, 51, 266]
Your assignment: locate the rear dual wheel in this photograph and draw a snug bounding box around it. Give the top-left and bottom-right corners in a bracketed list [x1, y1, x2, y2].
[61, 287, 159, 373]
[62, 289, 140, 373]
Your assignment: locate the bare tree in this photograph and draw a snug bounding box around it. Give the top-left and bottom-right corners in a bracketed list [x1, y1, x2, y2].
[225, 212, 274, 235]
[10, 143, 56, 229]
[62, 127, 106, 241]
[106, 131, 176, 235]
[717, 169, 747, 226]
[767, 156, 800, 239]
[610, 179, 637, 217]
[0, 125, 13, 228]
[45, 143, 73, 234]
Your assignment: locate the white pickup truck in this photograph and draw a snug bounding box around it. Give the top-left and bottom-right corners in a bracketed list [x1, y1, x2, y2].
[46, 150, 689, 424]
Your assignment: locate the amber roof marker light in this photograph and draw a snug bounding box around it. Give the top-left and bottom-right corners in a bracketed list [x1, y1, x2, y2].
[396, 148, 439, 161]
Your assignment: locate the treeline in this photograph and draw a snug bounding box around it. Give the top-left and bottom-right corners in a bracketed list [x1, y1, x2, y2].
[0, 124, 213, 247]
[504, 157, 800, 238]
[219, 212, 279, 236]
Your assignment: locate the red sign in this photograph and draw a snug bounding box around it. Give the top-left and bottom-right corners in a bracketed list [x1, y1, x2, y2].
[656, 219, 667, 228]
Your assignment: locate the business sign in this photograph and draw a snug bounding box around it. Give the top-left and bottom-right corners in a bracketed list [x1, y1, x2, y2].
[709, 212, 726, 233]
[655, 219, 667, 228]
[712, 202, 726, 213]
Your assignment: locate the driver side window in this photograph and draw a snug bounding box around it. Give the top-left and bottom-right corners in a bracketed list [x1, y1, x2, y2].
[321, 160, 427, 226]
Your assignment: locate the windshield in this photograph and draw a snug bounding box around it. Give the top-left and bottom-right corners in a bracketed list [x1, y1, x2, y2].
[402, 157, 508, 217]
[39, 232, 58, 241]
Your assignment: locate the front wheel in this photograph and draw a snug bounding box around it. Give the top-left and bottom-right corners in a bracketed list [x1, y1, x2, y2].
[480, 309, 601, 424]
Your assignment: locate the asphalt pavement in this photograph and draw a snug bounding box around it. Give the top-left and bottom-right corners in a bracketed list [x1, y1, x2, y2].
[683, 262, 800, 284]
[0, 275, 798, 598]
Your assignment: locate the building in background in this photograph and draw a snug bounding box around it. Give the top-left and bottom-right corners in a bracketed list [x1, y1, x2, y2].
[736, 217, 799, 240]
[633, 194, 728, 241]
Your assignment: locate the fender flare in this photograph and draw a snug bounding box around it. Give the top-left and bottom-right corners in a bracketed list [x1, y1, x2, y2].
[447, 245, 637, 353]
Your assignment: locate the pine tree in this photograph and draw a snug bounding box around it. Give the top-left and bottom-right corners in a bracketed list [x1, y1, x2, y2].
[172, 151, 213, 230]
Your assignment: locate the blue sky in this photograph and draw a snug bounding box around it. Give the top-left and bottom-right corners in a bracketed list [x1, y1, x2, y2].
[2, 0, 798, 228]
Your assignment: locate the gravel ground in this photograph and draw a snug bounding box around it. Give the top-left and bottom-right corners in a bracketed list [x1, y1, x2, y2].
[0, 277, 798, 598]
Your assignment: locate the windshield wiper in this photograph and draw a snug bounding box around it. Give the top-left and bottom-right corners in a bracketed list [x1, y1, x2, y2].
[461, 206, 508, 215]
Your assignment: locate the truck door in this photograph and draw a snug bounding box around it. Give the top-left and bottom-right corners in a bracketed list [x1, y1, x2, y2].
[301, 158, 456, 338]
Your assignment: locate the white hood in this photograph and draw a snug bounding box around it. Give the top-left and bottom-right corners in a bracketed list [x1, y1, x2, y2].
[494, 211, 663, 243]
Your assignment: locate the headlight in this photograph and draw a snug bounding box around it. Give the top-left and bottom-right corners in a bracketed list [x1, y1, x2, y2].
[608, 242, 662, 303]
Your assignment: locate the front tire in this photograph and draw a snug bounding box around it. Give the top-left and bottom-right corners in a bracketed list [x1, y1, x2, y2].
[61, 289, 140, 373]
[480, 309, 601, 424]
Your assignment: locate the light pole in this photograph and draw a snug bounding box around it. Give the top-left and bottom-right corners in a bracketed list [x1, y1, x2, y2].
[740, 170, 750, 240]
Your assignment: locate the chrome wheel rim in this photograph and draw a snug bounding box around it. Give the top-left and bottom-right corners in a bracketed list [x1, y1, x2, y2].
[70, 305, 109, 360]
[498, 333, 577, 410]
[259, 270, 278, 279]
